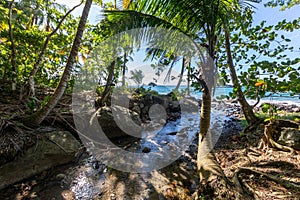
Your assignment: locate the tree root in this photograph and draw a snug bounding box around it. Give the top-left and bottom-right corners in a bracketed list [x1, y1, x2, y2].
[234, 167, 300, 198]
[259, 119, 296, 153]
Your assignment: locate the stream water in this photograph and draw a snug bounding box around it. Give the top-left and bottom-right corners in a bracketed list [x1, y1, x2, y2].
[61, 102, 228, 199]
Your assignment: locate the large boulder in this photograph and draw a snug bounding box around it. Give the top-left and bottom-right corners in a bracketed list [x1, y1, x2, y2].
[0, 131, 81, 190]
[278, 128, 300, 150]
[128, 92, 184, 122]
[91, 105, 142, 138]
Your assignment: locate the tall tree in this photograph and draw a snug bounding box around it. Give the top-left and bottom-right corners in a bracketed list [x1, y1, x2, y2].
[28, 1, 83, 97]
[100, 0, 258, 194]
[24, 0, 93, 127]
[129, 0, 230, 184]
[108, 0, 260, 193]
[8, 0, 17, 91]
[174, 56, 185, 91]
[224, 28, 259, 124]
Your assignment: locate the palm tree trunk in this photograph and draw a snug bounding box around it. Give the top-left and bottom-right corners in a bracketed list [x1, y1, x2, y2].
[195, 27, 228, 184]
[114, 0, 117, 9]
[122, 52, 126, 87]
[8, 0, 17, 91]
[187, 60, 191, 96]
[174, 57, 185, 91]
[195, 75, 228, 182]
[100, 60, 116, 106]
[23, 0, 93, 127]
[28, 2, 83, 97]
[224, 28, 258, 125]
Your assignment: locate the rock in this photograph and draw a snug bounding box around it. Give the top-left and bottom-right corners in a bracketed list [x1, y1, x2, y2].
[110, 193, 116, 200]
[142, 147, 151, 153]
[132, 105, 141, 114]
[277, 128, 300, 150]
[91, 105, 142, 138]
[292, 107, 300, 113]
[0, 131, 81, 190]
[167, 132, 177, 136]
[61, 190, 75, 200]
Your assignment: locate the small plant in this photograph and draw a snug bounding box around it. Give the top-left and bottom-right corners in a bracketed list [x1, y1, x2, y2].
[27, 96, 40, 113]
[261, 103, 278, 121]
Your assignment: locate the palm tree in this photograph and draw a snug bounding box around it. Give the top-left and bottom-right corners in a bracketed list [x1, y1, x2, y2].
[174, 56, 185, 91]
[129, 0, 234, 185]
[24, 0, 93, 127]
[100, 1, 260, 195]
[28, 1, 83, 97]
[102, 0, 261, 193]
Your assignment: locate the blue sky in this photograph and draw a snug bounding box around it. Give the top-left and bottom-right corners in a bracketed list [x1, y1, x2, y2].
[253, 0, 300, 51]
[56, 0, 300, 26]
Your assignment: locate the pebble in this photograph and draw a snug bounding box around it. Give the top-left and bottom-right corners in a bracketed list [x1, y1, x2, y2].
[110, 193, 116, 200]
[61, 190, 75, 200]
[142, 147, 151, 153]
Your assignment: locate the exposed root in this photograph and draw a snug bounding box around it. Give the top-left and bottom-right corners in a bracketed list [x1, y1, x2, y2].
[259, 119, 297, 153]
[234, 167, 300, 198]
[0, 118, 36, 165]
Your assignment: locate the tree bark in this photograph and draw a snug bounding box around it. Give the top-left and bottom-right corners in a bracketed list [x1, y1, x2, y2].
[174, 57, 185, 91]
[122, 52, 126, 87]
[194, 74, 227, 182]
[114, 0, 117, 9]
[195, 24, 228, 184]
[8, 0, 17, 91]
[100, 60, 116, 106]
[224, 28, 258, 125]
[28, 1, 83, 97]
[187, 59, 191, 96]
[23, 0, 93, 127]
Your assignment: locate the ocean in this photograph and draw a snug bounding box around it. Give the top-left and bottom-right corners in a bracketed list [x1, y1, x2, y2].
[141, 85, 300, 106]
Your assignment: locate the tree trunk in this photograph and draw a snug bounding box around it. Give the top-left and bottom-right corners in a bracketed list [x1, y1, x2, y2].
[187, 59, 190, 96]
[114, 0, 117, 9]
[23, 0, 93, 127]
[196, 76, 227, 182]
[46, 17, 51, 32]
[224, 28, 258, 125]
[122, 52, 126, 87]
[174, 57, 185, 91]
[100, 60, 116, 106]
[196, 25, 228, 184]
[8, 0, 17, 91]
[28, 2, 83, 97]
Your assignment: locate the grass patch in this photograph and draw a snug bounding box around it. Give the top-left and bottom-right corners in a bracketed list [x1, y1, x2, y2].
[255, 111, 300, 122]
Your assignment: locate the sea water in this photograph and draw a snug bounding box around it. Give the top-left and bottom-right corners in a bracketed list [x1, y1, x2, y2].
[141, 85, 300, 106]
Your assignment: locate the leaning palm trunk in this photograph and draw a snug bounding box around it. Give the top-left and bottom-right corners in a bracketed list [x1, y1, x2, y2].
[187, 60, 191, 96]
[224, 28, 258, 125]
[194, 36, 229, 188]
[122, 52, 126, 87]
[195, 76, 227, 184]
[99, 60, 116, 106]
[28, 2, 83, 97]
[23, 0, 93, 127]
[174, 57, 185, 91]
